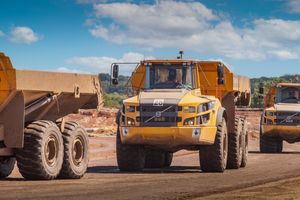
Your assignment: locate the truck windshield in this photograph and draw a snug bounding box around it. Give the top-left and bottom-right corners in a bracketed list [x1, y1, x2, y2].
[277, 87, 300, 104]
[145, 64, 194, 90]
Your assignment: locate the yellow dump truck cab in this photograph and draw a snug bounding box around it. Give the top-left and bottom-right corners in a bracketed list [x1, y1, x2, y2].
[113, 59, 250, 172]
[260, 83, 300, 153]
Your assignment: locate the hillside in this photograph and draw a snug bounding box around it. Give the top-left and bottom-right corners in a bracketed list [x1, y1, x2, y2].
[100, 73, 300, 108]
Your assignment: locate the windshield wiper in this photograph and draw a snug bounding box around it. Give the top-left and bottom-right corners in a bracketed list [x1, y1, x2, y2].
[176, 83, 192, 90]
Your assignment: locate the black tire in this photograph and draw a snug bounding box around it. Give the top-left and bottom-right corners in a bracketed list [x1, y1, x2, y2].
[240, 118, 248, 168]
[16, 120, 63, 180]
[164, 152, 173, 167]
[59, 122, 89, 179]
[145, 150, 165, 168]
[200, 117, 228, 172]
[116, 127, 145, 172]
[260, 130, 283, 153]
[227, 117, 243, 169]
[0, 157, 15, 178]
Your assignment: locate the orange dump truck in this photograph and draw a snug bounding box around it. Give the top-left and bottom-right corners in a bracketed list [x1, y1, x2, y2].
[111, 59, 251, 172]
[0, 52, 102, 180]
[260, 83, 300, 152]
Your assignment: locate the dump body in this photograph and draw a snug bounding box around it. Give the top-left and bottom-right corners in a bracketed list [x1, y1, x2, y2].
[197, 61, 251, 106]
[261, 83, 300, 143]
[0, 52, 102, 151]
[119, 59, 250, 151]
[130, 60, 251, 104]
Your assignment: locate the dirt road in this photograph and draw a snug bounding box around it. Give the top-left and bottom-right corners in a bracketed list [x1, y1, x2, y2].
[1, 135, 300, 200]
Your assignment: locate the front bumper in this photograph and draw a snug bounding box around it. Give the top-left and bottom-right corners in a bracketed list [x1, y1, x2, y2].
[119, 126, 217, 147]
[261, 124, 300, 142]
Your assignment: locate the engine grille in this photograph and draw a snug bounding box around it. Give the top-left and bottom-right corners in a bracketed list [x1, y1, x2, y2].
[139, 104, 180, 127]
[276, 111, 300, 125]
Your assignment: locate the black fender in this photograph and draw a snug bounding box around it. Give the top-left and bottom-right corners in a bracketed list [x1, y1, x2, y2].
[116, 110, 121, 125]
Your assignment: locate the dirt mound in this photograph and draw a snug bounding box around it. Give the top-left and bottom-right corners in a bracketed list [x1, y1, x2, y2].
[237, 110, 262, 139]
[66, 107, 118, 136]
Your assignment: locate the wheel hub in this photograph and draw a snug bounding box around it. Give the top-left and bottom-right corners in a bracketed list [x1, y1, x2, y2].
[72, 137, 84, 166]
[45, 136, 58, 167]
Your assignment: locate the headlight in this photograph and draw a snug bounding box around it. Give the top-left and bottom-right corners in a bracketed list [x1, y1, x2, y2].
[198, 101, 215, 113]
[126, 106, 135, 112]
[196, 114, 211, 125]
[183, 106, 196, 113]
[201, 113, 210, 124]
[184, 117, 195, 125]
[127, 117, 135, 126]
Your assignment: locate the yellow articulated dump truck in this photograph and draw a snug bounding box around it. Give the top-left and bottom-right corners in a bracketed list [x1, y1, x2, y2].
[0, 52, 102, 180]
[111, 58, 251, 172]
[260, 83, 300, 153]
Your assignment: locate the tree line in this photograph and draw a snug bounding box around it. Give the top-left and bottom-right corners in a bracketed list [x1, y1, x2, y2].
[100, 73, 300, 108]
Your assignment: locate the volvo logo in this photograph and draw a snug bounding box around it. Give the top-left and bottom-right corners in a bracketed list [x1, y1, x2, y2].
[155, 111, 162, 118]
[286, 116, 293, 123]
[153, 99, 164, 106]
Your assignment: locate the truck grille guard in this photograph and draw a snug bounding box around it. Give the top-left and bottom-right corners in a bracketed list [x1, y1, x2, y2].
[139, 104, 181, 127]
[277, 111, 300, 125]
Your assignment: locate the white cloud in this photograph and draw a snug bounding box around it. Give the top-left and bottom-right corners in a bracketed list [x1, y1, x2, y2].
[0, 30, 4, 37]
[76, 0, 107, 4]
[91, 1, 217, 45]
[246, 19, 300, 43]
[287, 0, 300, 13]
[65, 52, 154, 75]
[56, 67, 89, 74]
[268, 50, 298, 60]
[87, 1, 300, 61]
[10, 26, 40, 44]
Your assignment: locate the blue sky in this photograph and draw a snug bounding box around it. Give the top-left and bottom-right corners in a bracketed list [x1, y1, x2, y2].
[0, 0, 300, 77]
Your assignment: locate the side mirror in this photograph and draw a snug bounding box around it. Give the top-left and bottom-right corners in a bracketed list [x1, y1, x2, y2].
[111, 64, 119, 85]
[259, 83, 264, 95]
[217, 63, 225, 85]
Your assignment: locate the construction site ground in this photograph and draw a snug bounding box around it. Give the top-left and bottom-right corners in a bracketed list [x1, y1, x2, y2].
[2, 108, 300, 200]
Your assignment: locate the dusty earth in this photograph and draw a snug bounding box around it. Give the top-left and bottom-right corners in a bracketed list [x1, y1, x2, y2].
[1, 109, 300, 200]
[65, 107, 119, 136]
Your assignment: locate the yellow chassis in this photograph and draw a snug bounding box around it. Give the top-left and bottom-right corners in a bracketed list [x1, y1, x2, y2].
[262, 124, 300, 142]
[119, 126, 217, 147]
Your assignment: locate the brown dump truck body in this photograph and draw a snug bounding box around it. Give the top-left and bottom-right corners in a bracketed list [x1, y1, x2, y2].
[0, 52, 102, 149]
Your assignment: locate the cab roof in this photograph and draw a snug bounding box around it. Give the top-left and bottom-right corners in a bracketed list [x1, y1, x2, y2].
[142, 59, 226, 65]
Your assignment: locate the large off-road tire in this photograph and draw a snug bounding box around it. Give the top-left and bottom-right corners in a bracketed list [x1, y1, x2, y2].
[164, 152, 173, 167]
[0, 157, 15, 178]
[116, 128, 145, 172]
[227, 117, 243, 169]
[16, 120, 63, 180]
[260, 130, 283, 153]
[145, 150, 165, 168]
[240, 118, 248, 168]
[59, 122, 89, 179]
[200, 118, 228, 172]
